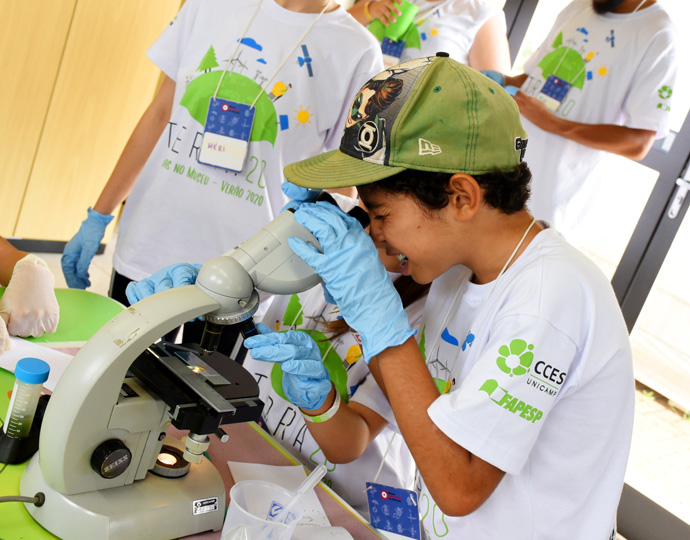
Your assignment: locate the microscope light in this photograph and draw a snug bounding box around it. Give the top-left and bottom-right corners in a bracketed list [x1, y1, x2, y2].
[152, 444, 190, 478]
[158, 452, 178, 466]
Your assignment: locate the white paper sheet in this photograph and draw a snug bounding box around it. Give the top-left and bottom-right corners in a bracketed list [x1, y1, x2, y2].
[0, 337, 74, 391]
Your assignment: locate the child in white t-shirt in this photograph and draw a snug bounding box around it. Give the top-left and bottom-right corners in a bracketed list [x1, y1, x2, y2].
[61, 0, 383, 299]
[246, 55, 635, 539]
[61, 0, 383, 353]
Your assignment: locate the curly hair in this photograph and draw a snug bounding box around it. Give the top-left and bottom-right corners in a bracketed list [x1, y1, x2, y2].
[357, 162, 532, 214]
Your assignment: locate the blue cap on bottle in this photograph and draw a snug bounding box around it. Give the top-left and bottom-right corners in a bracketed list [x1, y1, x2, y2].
[15, 357, 50, 385]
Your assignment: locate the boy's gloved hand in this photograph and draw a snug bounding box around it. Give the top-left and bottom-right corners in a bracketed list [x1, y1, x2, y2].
[281, 182, 323, 212]
[61, 207, 114, 289]
[321, 283, 337, 305]
[0, 254, 59, 340]
[289, 202, 414, 363]
[245, 323, 332, 410]
[125, 263, 202, 305]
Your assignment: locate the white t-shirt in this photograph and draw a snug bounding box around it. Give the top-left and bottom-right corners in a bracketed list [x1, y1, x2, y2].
[520, 0, 677, 243]
[399, 0, 502, 65]
[243, 281, 426, 516]
[415, 227, 634, 539]
[113, 0, 383, 280]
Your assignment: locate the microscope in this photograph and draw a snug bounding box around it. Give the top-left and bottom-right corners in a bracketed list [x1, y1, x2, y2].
[19, 194, 368, 540]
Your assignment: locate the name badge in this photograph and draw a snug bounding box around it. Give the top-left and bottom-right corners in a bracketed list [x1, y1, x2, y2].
[198, 98, 255, 172]
[537, 74, 572, 113]
[381, 37, 406, 69]
[366, 482, 421, 540]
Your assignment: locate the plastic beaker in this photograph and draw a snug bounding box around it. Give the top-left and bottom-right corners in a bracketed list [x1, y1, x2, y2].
[222, 480, 304, 540]
[3, 357, 50, 438]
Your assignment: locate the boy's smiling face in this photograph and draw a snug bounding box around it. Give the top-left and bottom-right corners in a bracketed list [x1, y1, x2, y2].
[360, 189, 459, 285]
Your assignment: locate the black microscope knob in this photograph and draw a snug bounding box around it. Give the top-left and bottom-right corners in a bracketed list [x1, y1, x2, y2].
[91, 439, 132, 479]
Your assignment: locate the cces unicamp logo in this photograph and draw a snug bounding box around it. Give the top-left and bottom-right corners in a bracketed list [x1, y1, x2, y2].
[478, 338, 567, 423]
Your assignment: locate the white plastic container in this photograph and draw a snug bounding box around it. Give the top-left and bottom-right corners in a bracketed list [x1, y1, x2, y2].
[3, 357, 50, 438]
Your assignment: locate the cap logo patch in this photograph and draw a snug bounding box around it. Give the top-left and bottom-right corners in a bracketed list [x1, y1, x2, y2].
[419, 138, 442, 156]
[515, 137, 528, 162]
[358, 121, 379, 153]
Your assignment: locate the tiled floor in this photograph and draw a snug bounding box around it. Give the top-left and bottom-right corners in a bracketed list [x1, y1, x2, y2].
[32, 234, 690, 534]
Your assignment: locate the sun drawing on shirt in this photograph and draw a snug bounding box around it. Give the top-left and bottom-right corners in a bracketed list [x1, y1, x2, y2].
[293, 105, 313, 127]
[597, 65, 609, 77]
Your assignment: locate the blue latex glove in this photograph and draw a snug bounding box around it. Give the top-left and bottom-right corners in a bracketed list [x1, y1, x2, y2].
[281, 181, 322, 212]
[505, 85, 519, 97]
[321, 283, 337, 305]
[480, 69, 505, 86]
[61, 207, 114, 289]
[289, 202, 414, 363]
[125, 263, 203, 305]
[245, 323, 332, 410]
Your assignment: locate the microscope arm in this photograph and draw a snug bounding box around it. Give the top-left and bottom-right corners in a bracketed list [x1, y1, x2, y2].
[39, 285, 219, 495]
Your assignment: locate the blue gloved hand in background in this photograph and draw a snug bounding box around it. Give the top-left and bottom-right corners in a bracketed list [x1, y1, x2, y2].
[125, 263, 202, 305]
[281, 182, 323, 212]
[245, 323, 332, 410]
[289, 202, 414, 363]
[479, 70, 519, 96]
[480, 69, 505, 86]
[61, 207, 114, 289]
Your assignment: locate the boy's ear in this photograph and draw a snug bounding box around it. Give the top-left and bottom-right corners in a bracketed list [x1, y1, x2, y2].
[447, 173, 481, 221]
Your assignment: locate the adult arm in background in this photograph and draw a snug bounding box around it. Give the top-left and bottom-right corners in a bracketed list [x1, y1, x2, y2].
[497, 73, 655, 160]
[92, 75, 176, 216]
[513, 90, 656, 160]
[61, 76, 176, 288]
[467, 12, 511, 73]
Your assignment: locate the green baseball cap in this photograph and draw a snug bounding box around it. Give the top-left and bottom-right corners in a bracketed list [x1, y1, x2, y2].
[284, 54, 528, 189]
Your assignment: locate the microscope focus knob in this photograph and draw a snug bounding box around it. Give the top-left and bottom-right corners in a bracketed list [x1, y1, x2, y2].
[90, 439, 132, 479]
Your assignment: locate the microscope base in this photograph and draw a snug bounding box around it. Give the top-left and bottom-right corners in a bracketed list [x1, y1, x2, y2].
[20, 439, 225, 540]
